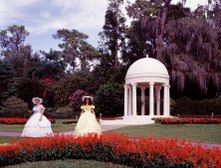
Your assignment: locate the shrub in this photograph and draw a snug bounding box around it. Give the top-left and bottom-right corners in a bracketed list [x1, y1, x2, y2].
[95, 82, 124, 116]
[170, 98, 176, 115]
[174, 97, 221, 116]
[173, 97, 197, 115]
[55, 107, 73, 113]
[209, 97, 221, 115]
[0, 96, 30, 118]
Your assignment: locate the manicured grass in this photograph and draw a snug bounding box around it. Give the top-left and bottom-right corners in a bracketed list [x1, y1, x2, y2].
[0, 119, 75, 133]
[1, 121, 221, 144]
[108, 124, 221, 144]
[0, 137, 19, 144]
[5, 159, 130, 168]
[0, 124, 24, 132]
[52, 119, 76, 133]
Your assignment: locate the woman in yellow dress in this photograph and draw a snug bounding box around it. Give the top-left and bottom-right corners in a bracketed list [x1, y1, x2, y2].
[74, 96, 102, 136]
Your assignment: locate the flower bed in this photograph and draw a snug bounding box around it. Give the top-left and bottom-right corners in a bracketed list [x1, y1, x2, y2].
[0, 118, 56, 124]
[177, 115, 221, 118]
[0, 133, 220, 167]
[159, 118, 221, 124]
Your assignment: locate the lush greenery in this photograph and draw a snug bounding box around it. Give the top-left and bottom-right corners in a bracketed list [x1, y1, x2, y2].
[1, 1, 221, 117]
[0, 96, 29, 118]
[172, 97, 221, 115]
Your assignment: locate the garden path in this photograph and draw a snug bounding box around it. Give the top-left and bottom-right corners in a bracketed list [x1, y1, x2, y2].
[0, 124, 127, 137]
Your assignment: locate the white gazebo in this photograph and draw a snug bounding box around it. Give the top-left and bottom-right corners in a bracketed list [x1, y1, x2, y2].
[100, 56, 170, 125]
[122, 57, 170, 124]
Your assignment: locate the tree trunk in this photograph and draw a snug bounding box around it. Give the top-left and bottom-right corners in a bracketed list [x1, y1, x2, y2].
[114, 37, 118, 67]
[156, 0, 171, 61]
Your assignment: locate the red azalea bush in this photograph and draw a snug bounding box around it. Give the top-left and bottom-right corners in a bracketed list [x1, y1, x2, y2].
[159, 118, 221, 124]
[0, 118, 56, 124]
[0, 133, 220, 167]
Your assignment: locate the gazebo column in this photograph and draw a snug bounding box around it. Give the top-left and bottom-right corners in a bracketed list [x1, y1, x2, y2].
[141, 87, 146, 115]
[128, 85, 132, 116]
[132, 83, 137, 116]
[149, 82, 154, 116]
[167, 85, 170, 116]
[124, 84, 128, 116]
[163, 84, 169, 116]
[155, 86, 161, 116]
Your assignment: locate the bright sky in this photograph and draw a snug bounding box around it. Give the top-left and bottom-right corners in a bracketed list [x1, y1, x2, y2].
[0, 0, 208, 53]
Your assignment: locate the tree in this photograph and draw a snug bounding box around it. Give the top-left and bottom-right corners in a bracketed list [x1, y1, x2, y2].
[164, 5, 221, 97]
[99, 0, 127, 67]
[126, 0, 221, 98]
[124, 1, 190, 64]
[95, 82, 124, 116]
[37, 50, 66, 80]
[0, 25, 32, 76]
[127, 0, 188, 62]
[53, 29, 98, 71]
[0, 25, 29, 57]
[0, 60, 15, 102]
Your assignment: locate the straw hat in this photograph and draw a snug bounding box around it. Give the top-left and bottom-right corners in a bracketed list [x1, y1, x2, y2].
[32, 97, 43, 104]
[82, 95, 93, 101]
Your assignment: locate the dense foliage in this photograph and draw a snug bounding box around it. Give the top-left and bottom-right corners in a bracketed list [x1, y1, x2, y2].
[173, 97, 221, 116]
[95, 82, 124, 116]
[1, 1, 221, 117]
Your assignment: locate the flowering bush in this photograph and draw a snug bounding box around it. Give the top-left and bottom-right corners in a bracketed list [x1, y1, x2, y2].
[159, 118, 221, 124]
[0, 133, 220, 167]
[0, 118, 56, 124]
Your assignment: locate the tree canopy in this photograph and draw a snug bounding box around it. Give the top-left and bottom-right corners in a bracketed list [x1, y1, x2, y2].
[0, 0, 221, 116]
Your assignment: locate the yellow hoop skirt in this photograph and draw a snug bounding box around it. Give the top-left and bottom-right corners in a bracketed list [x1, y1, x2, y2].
[75, 110, 102, 136]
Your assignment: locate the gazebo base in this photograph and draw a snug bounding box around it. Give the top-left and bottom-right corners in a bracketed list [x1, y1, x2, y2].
[100, 116, 164, 125]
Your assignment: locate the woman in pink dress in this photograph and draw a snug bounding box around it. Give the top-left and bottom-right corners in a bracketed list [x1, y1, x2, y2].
[21, 97, 54, 137]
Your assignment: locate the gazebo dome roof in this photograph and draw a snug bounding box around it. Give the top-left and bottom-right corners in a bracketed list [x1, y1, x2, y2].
[126, 57, 169, 84]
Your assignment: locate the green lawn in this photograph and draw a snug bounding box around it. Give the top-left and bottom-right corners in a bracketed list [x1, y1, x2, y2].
[1, 122, 221, 144]
[0, 119, 75, 133]
[5, 159, 130, 168]
[0, 136, 19, 144]
[108, 124, 221, 144]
